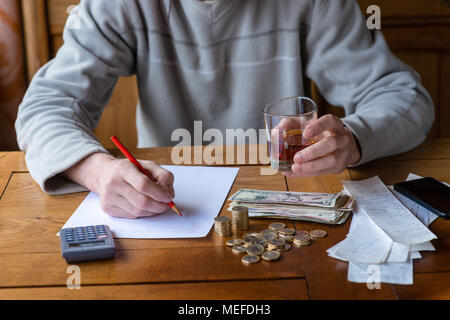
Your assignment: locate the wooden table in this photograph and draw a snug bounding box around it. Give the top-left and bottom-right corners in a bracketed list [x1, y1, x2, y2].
[0, 139, 449, 300]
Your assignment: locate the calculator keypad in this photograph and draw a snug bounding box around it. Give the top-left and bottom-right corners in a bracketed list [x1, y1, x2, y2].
[63, 225, 108, 243]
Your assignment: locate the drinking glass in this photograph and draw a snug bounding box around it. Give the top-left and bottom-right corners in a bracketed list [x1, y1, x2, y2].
[264, 96, 318, 171]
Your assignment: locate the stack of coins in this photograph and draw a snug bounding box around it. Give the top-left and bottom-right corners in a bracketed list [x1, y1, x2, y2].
[231, 206, 249, 231]
[293, 232, 312, 246]
[214, 216, 231, 236]
[309, 229, 327, 239]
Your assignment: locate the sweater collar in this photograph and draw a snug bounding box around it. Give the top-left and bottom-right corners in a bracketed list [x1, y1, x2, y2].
[184, 0, 238, 22]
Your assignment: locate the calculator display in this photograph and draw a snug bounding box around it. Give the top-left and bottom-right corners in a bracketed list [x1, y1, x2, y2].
[68, 240, 106, 247]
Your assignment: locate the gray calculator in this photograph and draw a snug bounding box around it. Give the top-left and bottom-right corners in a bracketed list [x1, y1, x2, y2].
[60, 225, 115, 263]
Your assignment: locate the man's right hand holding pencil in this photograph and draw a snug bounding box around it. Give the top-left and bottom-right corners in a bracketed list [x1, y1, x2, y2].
[63, 152, 175, 219]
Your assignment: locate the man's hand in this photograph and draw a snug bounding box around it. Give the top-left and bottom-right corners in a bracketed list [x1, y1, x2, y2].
[283, 114, 361, 178]
[64, 153, 175, 219]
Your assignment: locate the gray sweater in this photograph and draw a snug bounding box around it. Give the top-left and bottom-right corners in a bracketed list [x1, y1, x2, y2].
[15, 0, 434, 195]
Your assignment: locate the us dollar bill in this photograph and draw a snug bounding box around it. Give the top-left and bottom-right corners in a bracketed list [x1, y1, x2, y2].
[228, 189, 348, 208]
[247, 211, 351, 225]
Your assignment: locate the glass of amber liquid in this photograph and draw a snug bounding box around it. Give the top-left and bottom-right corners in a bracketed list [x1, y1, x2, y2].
[264, 96, 318, 171]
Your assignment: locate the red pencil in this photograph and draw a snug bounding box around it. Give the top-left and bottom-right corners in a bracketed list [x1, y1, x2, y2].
[110, 136, 182, 217]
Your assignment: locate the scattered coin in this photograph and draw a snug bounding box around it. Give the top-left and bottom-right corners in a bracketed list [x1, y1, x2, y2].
[246, 244, 265, 256]
[260, 229, 278, 241]
[309, 229, 327, 239]
[269, 222, 286, 231]
[231, 206, 249, 231]
[214, 216, 231, 236]
[262, 250, 281, 261]
[268, 238, 286, 250]
[278, 233, 293, 242]
[280, 243, 292, 252]
[241, 254, 260, 264]
[296, 230, 310, 237]
[226, 238, 244, 247]
[252, 237, 268, 247]
[243, 233, 263, 246]
[279, 228, 296, 235]
[232, 245, 248, 254]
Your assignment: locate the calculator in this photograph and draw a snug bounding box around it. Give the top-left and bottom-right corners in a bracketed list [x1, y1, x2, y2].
[60, 225, 115, 263]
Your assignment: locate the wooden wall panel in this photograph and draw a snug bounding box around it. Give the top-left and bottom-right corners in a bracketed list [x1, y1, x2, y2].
[440, 55, 450, 138]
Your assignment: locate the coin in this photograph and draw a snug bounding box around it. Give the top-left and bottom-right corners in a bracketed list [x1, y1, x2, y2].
[280, 243, 292, 252]
[309, 229, 327, 239]
[294, 240, 311, 247]
[293, 233, 311, 246]
[252, 237, 268, 247]
[261, 250, 281, 261]
[232, 245, 247, 254]
[231, 206, 249, 231]
[243, 233, 263, 246]
[246, 244, 265, 256]
[278, 233, 293, 242]
[296, 230, 310, 237]
[241, 254, 260, 264]
[279, 228, 295, 235]
[214, 216, 231, 236]
[268, 238, 286, 249]
[269, 222, 286, 231]
[260, 229, 278, 241]
[226, 239, 244, 247]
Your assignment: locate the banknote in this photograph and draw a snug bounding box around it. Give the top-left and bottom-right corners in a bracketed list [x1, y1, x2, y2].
[228, 201, 354, 212]
[247, 211, 351, 225]
[228, 189, 348, 208]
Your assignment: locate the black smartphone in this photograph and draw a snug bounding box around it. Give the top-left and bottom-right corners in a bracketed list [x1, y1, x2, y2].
[394, 177, 450, 220]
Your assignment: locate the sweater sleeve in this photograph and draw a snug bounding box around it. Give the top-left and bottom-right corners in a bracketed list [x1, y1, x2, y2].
[304, 0, 434, 165]
[15, 0, 136, 195]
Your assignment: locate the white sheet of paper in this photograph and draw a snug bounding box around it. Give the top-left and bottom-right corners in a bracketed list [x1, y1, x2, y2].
[342, 176, 437, 245]
[334, 204, 393, 264]
[348, 258, 414, 285]
[59, 166, 239, 239]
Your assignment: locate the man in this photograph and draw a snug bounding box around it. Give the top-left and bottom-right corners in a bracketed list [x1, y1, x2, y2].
[15, 0, 434, 219]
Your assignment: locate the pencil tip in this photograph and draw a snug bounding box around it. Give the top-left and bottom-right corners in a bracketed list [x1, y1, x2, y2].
[173, 206, 182, 216]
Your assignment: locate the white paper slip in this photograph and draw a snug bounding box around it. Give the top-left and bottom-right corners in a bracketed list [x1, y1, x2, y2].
[410, 241, 435, 252]
[342, 176, 437, 245]
[60, 166, 240, 239]
[348, 258, 414, 285]
[334, 205, 392, 264]
[386, 242, 410, 263]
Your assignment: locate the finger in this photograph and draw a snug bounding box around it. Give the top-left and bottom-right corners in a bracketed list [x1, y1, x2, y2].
[282, 167, 341, 178]
[140, 161, 175, 197]
[294, 135, 342, 163]
[273, 117, 301, 131]
[303, 114, 344, 139]
[123, 162, 173, 203]
[291, 153, 340, 175]
[120, 180, 170, 215]
[100, 202, 137, 219]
